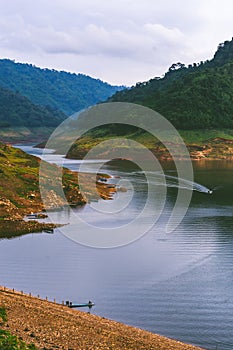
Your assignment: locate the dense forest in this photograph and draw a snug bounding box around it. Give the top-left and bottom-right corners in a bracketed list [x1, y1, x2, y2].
[65, 38, 233, 159]
[109, 38, 233, 129]
[0, 59, 123, 115]
[0, 86, 66, 128]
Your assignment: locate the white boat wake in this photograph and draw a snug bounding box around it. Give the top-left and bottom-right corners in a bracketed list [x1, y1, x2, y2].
[133, 171, 213, 194]
[164, 174, 212, 194]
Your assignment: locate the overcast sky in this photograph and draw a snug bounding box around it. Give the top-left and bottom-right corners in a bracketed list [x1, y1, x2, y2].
[0, 0, 233, 85]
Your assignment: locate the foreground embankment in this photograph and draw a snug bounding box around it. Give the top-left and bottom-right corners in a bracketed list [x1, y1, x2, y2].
[0, 286, 205, 350]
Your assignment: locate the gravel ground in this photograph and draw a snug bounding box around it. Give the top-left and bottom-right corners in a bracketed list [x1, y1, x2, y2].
[0, 287, 205, 350]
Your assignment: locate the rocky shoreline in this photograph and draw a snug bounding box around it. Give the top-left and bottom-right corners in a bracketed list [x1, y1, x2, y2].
[34, 135, 233, 161]
[0, 286, 205, 350]
[0, 220, 60, 239]
[0, 142, 116, 238]
[65, 136, 233, 161]
[0, 173, 116, 238]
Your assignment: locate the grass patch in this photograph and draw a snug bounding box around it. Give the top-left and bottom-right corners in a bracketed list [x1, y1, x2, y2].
[0, 329, 36, 349]
[179, 129, 233, 144]
[66, 128, 233, 159]
[0, 307, 7, 323]
[0, 307, 36, 349]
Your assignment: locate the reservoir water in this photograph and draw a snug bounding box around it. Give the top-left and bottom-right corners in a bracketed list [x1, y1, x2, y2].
[1, 145, 233, 350]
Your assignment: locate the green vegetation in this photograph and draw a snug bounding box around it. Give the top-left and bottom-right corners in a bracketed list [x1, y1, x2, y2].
[0, 86, 66, 128]
[0, 307, 7, 323]
[65, 38, 233, 160]
[0, 141, 87, 218]
[0, 330, 36, 350]
[0, 141, 85, 237]
[0, 142, 40, 213]
[0, 307, 36, 349]
[0, 141, 115, 237]
[66, 123, 233, 160]
[0, 126, 56, 143]
[109, 38, 233, 130]
[0, 59, 123, 116]
[211, 39, 233, 66]
[179, 129, 233, 144]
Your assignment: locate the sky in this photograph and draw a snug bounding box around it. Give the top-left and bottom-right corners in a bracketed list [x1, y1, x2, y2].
[0, 0, 233, 86]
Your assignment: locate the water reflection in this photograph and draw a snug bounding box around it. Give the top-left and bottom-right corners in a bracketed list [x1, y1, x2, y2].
[3, 145, 233, 350]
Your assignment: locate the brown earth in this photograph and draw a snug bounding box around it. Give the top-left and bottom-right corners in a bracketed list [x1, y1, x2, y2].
[65, 137, 233, 161]
[0, 141, 116, 237]
[187, 138, 233, 160]
[0, 287, 205, 350]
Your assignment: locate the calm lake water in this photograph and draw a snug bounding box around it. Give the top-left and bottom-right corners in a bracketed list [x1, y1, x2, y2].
[1, 145, 233, 350]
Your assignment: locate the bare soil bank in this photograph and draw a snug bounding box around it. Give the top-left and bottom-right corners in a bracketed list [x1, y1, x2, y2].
[0, 287, 205, 350]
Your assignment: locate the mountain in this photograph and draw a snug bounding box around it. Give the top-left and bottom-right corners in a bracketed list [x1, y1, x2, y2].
[65, 38, 233, 160]
[0, 86, 66, 128]
[109, 38, 233, 129]
[0, 59, 124, 116]
[211, 38, 233, 66]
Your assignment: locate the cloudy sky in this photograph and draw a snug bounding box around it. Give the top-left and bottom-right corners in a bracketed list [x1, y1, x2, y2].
[0, 0, 233, 85]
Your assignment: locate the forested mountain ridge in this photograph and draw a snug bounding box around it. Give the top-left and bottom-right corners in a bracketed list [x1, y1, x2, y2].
[211, 38, 233, 66]
[109, 38, 233, 129]
[65, 38, 233, 160]
[0, 59, 123, 115]
[0, 86, 66, 128]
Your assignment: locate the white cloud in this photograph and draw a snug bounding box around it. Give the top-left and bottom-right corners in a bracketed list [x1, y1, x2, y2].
[0, 0, 232, 85]
[144, 24, 184, 42]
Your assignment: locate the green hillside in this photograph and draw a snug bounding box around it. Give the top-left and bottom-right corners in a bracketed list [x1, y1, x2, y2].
[0, 141, 115, 237]
[0, 141, 63, 237]
[0, 86, 66, 128]
[65, 38, 233, 160]
[0, 141, 84, 220]
[0, 59, 123, 115]
[109, 38, 233, 129]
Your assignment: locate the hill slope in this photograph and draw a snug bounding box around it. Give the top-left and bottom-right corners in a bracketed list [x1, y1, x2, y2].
[0, 86, 66, 128]
[0, 142, 114, 237]
[66, 38, 233, 160]
[0, 141, 85, 221]
[109, 38, 233, 129]
[0, 59, 123, 115]
[0, 287, 203, 350]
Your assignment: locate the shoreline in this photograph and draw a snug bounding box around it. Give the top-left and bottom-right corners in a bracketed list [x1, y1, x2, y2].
[0, 286, 205, 350]
[65, 143, 233, 161]
[64, 134, 233, 161]
[0, 220, 61, 239]
[0, 142, 116, 238]
[0, 172, 116, 238]
[27, 133, 233, 161]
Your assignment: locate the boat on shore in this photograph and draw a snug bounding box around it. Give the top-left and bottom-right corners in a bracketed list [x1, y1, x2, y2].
[26, 213, 48, 219]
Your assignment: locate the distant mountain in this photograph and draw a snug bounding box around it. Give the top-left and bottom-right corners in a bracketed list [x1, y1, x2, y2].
[0, 86, 66, 128]
[0, 59, 124, 115]
[109, 38, 233, 129]
[65, 38, 233, 160]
